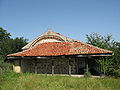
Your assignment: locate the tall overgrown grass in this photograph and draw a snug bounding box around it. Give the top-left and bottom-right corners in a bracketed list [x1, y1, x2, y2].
[0, 72, 120, 90]
[0, 61, 120, 90]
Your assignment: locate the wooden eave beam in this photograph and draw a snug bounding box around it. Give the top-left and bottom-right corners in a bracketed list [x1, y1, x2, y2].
[77, 53, 112, 57]
[36, 56, 48, 59]
[7, 56, 22, 60]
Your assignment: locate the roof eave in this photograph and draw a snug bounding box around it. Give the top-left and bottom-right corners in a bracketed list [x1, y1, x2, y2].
[77, 53, 113, 57]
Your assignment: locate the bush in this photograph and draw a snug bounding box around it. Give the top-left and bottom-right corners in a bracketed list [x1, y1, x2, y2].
[1, 69, 17, 79]
[84, 68, 91, 77]
[114, 68, 120, 78]
[0, 61, 13, 75]
[0, 62, 13, 70]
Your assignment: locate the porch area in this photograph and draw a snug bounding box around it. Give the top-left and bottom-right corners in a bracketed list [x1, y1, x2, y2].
[12, 56, 101, 76]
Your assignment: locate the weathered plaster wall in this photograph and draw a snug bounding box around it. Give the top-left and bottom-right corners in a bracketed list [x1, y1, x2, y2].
[36, 39, 62, 45]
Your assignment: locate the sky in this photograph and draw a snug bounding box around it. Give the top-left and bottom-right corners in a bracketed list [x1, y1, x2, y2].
[0, 0, 120, 42]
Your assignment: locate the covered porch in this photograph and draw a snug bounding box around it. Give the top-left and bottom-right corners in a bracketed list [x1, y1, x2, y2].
[8, 54, 107, 76]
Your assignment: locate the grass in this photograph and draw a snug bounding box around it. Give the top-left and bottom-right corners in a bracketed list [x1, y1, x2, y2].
[0, 70, 120, 90]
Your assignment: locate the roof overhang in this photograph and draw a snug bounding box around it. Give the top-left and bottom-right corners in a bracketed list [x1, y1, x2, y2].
[7, 53, 113, 60]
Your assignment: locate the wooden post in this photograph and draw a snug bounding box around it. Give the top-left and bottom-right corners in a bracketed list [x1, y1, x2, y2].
[19, 59, 22, 72]
[35, 59, 37, 74]
[52, 60, 54, 75]
[76, 58, 78, 74]
[86, 59, 88, 72]
[19, 59, 22, 73]
[69, 59, 71, 76]
[103, 58, 105, 75]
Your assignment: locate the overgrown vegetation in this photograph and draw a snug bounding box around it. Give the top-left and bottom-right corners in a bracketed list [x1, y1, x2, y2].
[0, 27, 120, 89]
[0, 70, 120, 90]
[86, 32, 120, 77]
[0, 60, 120, 90]
[0, 27, 28, 60]
[84, 68, 91, 77]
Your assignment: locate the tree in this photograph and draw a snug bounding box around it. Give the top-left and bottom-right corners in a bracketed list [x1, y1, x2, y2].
[86, 32, 115, 50]
[0, 27, 11, 40]
[0, 37, 28, 59]
[86, 32, 120, 77]
[0, 27, 28, 60]
[12, 37, 28, 52]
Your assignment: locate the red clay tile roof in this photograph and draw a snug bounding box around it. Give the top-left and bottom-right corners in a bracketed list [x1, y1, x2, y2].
[8, 42, 112, 56]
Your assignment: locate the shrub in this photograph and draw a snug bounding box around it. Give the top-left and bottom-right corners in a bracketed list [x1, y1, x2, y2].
[0, 62, 13, 70]
[84, 68, 91, 77]
[114, 68, 120, 78]
[0, 61, 13, 75]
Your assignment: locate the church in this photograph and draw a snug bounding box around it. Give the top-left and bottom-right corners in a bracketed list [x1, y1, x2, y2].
[7, 29, 112, 75]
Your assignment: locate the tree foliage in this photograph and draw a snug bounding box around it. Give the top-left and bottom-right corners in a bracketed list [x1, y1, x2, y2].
[86, 32, 120, 77]
[0, 27, 28, 60]
[86, 32, 115, 50]
[0, 27, 11, 40]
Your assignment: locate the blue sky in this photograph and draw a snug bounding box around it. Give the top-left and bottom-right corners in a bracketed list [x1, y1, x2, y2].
[0, 0, 120, 42]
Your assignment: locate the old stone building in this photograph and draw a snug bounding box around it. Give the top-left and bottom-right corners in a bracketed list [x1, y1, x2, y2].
[7, 29, 112, 75]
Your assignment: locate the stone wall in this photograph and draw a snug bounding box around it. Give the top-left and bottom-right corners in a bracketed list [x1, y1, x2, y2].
[37, 59, 52, 74]
[77, 57, 86, 74]
[70, 58, 77, 74]
[21, 59, 35, 73]
[13, 57, 86, 74]
[54, 57, 69, 74]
